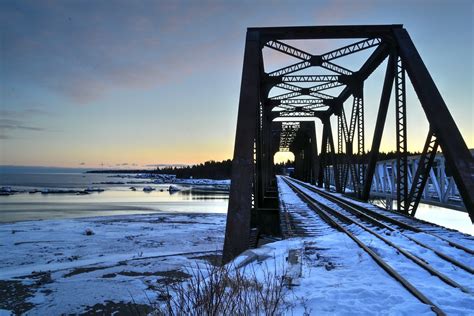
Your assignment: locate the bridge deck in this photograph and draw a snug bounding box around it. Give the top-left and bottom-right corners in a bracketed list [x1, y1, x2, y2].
[277, 176, 474, 314]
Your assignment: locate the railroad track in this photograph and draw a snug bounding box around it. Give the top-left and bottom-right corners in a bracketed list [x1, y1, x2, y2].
[289, 177, 474, 257]
[281, 176, 474, 316]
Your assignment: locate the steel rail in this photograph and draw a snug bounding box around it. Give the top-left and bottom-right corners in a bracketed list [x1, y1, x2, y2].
[283, 177, 471, 295]
[281, 177, 446, 315]
[288, 178, 474, 274]
[291, 177, 474, 256]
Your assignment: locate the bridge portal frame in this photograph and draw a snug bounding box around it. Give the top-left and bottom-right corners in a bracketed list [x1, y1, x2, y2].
[223, 25, 474, 263]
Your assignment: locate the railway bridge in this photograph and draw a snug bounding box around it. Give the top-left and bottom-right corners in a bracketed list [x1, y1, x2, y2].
[223, 25, 474, 263]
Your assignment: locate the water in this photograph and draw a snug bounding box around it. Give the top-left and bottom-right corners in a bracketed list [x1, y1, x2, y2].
[413, 204, 472, 235]
[373, 201, 473, 235]
[0, 166, 228, 222]
[0, 167, 471, 235]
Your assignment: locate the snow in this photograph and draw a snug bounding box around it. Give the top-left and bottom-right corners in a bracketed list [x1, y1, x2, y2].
[0, 213, 225, 315]
[233, 238, 433, 315]
[276, 177, 474, 314]
[1, 176, 472, 314]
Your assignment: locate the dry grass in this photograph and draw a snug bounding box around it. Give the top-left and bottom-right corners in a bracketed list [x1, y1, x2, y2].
[152, 261, 297, 315]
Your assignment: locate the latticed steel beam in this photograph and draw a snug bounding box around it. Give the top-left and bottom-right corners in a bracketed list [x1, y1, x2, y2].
[282, 75, 340, 82]
[326, 119, 339, 190]
[348, 96, 364, 195]
[276, 83, 302, 92]
[280, 99, 325, 105]
[336, 115, 345, 192]
[278, 111, 315, 116]
[272, 104, 328, 112]
[324, 138, 332, 190]
[338, 107, 350, 191]
[270, 91, 301, 100]
[309, 91, 334, 100]
[273, 104, 298, 111]
[267, 99, 328, 111]
[337, 115, 344, 155]
[340, 107, 350, 143]
[356, 92, 365, 196]
[318, 121, 328, 187]
[265, 40, 312, 60]
[395, 56, 408, 214]
[338, 95, 364, 194]
[268, 61, 311, 77]
[267, 37, 382, 78]
[408, 130, 439, 216]
[321, 61, 353, 75]
[348, 97, 359, 144]
[272, 111, 319, 120]
[303, 104, 329, 111]
[310, 81, 343, 92]
[322, 38, 382, 60]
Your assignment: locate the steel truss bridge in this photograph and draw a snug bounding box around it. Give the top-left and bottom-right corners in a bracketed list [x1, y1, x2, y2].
[223, 25, 474, 263]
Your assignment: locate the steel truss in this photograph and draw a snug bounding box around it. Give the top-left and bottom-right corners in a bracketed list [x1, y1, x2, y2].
[223, 25, 474, 263]
[407, 130, 439, 216]
[395, 56, 409, 213]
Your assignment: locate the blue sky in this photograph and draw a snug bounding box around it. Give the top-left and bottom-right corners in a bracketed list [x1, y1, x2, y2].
[0, 0, 472, 167]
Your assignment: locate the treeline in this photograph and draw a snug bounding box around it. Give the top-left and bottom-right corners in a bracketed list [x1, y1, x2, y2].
[333, 150, 422, 162]
[87, 159, 233, 180]
[88, 151, 423, 179]
[158, 160, 232, 180]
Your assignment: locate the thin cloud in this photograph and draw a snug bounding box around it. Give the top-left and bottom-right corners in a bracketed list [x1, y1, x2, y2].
[0, 118, 46, 132]
[0, 108, 51, 118]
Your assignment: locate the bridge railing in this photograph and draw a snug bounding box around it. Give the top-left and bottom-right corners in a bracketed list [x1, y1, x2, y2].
[326, 153, 466, 212]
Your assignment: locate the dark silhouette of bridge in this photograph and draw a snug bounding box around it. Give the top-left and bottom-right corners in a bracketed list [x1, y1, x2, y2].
[223, 25, 474, 263]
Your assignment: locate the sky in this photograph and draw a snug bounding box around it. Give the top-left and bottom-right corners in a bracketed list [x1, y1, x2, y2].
[0, 0, 472, 168]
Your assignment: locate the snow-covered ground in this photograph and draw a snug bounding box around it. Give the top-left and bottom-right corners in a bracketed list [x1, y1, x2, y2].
[0, 213, 225, 315]
[275, 177, 474, 314]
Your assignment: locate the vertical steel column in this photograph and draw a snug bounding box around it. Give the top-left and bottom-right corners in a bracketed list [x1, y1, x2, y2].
[395, 55, 408, 214]
[255, 102, 264, 208]
[336, 116, 344, 192]
[326, 118, 338, 191]
[356, 91, 365, 197]
[337, 116, 343, 155]
[394, 28, 474, 221]
[310, 121, 319, 185]
[340, 108, 350, 192]
[345, 97, 360, 193]
[223, 31, 261, 263]
[318, 120, 329, 188]
[324, 139, 331, 190]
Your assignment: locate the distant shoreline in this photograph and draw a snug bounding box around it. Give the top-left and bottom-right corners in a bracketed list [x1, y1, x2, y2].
[86, 169, 160, 174]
